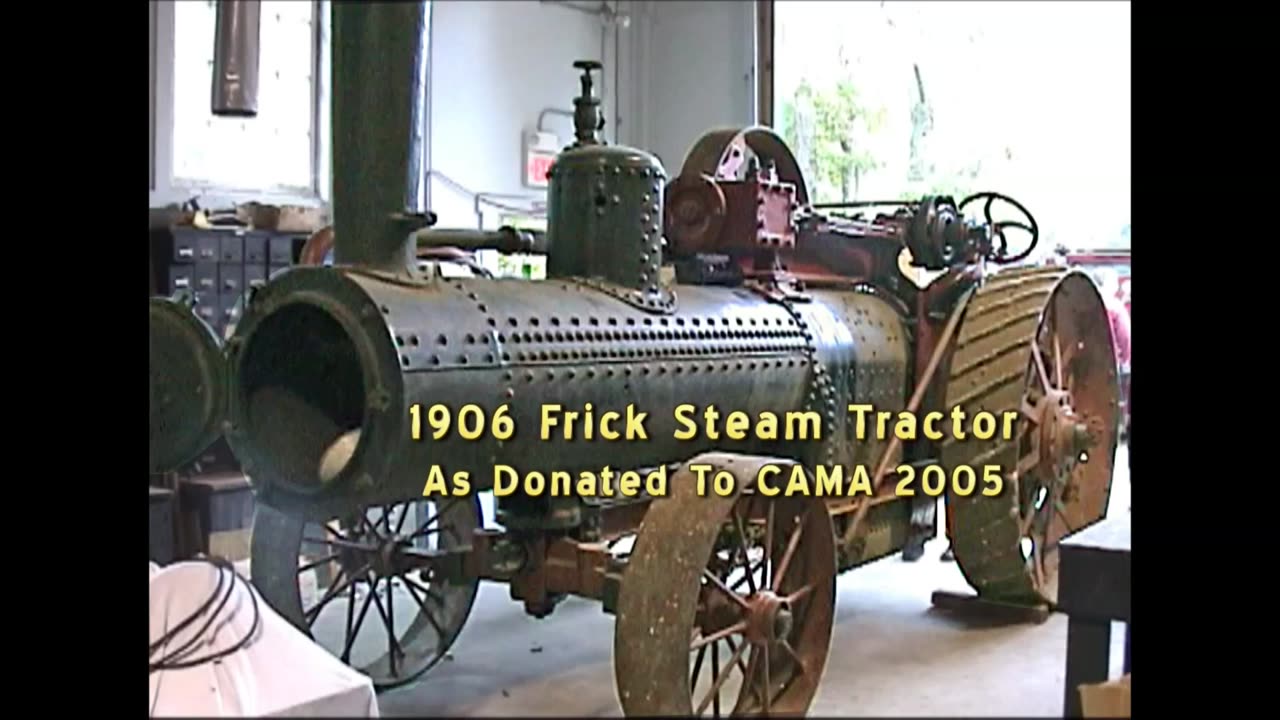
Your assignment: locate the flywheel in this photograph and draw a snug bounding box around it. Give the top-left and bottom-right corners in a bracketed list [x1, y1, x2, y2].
[940, 266, 1120, 605]
[676, 126, 810, 205]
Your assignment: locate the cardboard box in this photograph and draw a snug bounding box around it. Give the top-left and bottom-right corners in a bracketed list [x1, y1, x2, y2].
[1079, 674, 1130, 717]
[178, 472, 254, 562]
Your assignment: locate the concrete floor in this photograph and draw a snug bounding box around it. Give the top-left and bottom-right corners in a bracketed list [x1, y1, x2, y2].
[378, 444, 1129, 717]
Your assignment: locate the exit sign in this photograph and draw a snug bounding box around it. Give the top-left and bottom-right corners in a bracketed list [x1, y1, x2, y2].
[526, 152, 555, 187]
[523, 130, 560, 189]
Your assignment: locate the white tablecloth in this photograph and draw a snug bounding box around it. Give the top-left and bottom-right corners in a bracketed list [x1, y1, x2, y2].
[149, 561, 379, 717]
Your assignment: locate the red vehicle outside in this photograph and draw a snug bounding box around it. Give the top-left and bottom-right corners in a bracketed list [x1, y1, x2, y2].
[1064, 249, 1129, 309]
[1060, 249, 1130, 437]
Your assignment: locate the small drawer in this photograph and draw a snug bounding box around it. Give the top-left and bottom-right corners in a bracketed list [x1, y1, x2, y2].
[244, 232, 269, 264]
[172, 231, 200, 262]
[169, 265, 194, 293]
[194, 262, 219, 292]
[220, 234, 244, 263]
[268, 235, 296, 264]
[244, 265, 266, 288]
[219, 265, 243, 293]
[197, 235, 220, 262]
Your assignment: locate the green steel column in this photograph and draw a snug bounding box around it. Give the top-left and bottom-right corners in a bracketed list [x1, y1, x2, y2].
[330, 1, 429, 273]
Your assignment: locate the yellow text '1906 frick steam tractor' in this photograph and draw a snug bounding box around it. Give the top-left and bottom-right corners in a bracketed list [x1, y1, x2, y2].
[148, 5, 1121, 716]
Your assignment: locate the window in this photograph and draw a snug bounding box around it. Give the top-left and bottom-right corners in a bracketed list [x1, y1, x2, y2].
[167, 1, 321, 197]
[773, 2, 1130, 255]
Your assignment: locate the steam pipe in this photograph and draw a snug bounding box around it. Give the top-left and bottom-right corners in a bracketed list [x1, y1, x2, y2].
[414, 226, 549, 254]
[330, 1, 432, 274]
[211, 1, 261, 117]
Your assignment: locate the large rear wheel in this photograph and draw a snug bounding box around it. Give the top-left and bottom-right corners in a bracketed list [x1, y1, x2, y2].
[940, 267, 1120, 605]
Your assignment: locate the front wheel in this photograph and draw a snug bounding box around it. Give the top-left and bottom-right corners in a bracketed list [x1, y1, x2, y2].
[250, 496, 482, 689]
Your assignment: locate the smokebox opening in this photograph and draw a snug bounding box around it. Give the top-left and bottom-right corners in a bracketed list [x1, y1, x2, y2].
[240, 303, 367, 490]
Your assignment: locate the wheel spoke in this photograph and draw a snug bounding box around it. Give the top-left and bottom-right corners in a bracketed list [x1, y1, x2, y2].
[711, 640, 722, 717]
[695, 639, 750, 715]
[298, 552, 341, 573]
[1020, 397, 1041, 423]
[784, 583, 813, 604]
[323, 520, 349, 540]
[394, 502, 412, 536]
[387, 577, 397, 666]
[723, 636, 752, 677]
[690, 645, 707, 691]
[690, 620, 748, 652]
[410, 499, 458, 539]
[702, 569, 751, 610]
[780, 639, 805, 673]
[764, 503, 775, 590]
[1031, 541, 1045, 588]
[304, 565, 362, 623]
[739, 648, 762, 710]
[342, 582, 357, 658]
[1031, 339, 1052, 394]
[761, 643, 772, 714]
[730, 559, 765, 592]
[732, 510, 757, 594]
[1017, 490, 1050, 539]
[368, 580, 403, 677]
[1016, 449, 1039, 477]
[403, 576, 449, 640]
[771, 513, 806, 592]
[302, 535, 370, 552]
[1053, 333, 1064, 390]
[341, 580, 378, 663]
[403, 575, 447, 609]
[1017, 510, 1037, 542]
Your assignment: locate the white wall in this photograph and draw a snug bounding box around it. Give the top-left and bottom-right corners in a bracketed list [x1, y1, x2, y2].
[149, 0, 761, 221]
[427, 0, 619, 229]
[149, 1, 623, 219]
[623, 0, 757, 176]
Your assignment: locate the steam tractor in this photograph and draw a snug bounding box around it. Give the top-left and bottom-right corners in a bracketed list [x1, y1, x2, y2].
[149, 5, 1119, 716]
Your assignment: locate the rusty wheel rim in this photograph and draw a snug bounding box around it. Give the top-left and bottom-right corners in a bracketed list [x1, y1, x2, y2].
[615, 455, 836, 717]
[1011, 273, 1120, 602]
[251, 497, 481, 689]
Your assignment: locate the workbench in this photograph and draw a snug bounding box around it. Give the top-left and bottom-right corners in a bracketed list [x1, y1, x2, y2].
[1058, 512, 1131, 717]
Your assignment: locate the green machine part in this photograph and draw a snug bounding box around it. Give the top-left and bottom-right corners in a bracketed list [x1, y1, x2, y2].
[545, 61, 669, 307]
[149, 295, 227, 475]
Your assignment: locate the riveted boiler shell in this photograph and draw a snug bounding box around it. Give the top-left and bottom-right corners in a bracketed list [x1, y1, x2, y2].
[225, 266, 830, 516]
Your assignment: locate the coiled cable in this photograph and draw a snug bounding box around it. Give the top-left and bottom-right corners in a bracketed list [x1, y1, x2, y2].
[149, 555, 261, 674]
